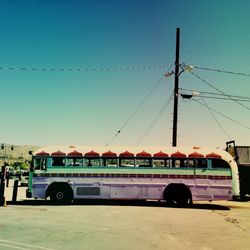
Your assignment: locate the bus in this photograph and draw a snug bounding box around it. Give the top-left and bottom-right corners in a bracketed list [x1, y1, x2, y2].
[26, 145, 240, 206]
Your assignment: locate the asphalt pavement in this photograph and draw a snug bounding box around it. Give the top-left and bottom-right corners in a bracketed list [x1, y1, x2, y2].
[1, 180, 250, 250]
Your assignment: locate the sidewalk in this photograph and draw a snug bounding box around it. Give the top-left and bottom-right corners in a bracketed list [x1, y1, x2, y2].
[4, 179, 27, 202]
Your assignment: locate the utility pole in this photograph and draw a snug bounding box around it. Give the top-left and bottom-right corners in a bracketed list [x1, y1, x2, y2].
[0, 144, 14, 206]
[172, 28, 180, 147]
[0, 164, 6, 206]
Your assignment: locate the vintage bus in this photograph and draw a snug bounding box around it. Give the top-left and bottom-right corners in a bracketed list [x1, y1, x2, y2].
[26, 146, 240, 206]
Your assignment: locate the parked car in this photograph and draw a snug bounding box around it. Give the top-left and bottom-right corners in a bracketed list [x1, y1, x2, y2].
[20, 171, 29, 186]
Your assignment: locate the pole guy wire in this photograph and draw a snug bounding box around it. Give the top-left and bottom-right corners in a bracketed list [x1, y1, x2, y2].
[135, 91, 174, 145]
[106, 64, 174, 146]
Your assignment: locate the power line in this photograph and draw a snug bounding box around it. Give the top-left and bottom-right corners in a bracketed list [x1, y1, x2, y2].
[202, 92, 250, 100]
[196, 95, 250, 102]
[200, 97, 231, 140]
[179, 88, 250, 100]
[184, 64, 250, 77]
[0, 64, 170, 72]
[179, 88, 250, 102]
[192, 98, 250, 130]
[189, 71, 250, 111]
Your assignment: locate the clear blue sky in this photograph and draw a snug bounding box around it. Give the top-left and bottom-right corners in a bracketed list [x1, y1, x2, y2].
[0, 0, 249, 148]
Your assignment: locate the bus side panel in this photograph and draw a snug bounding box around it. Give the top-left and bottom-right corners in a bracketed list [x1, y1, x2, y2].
[191, 179, 232, 201]
[32, 177, 50, 199]
[210, 179, 233, 200]
[31, 174, 233, 201]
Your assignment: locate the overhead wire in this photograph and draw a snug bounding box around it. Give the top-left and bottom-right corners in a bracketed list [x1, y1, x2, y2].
[0, 64, 170, 72]
[192, 98, 250, 130]
[179, 88, 250, 102]
[188, 70, 250, 111]
[189, 65, 250, 77]
[5, 60, 248, 141]
[106, 64, 174, 146]
[179, 88, 250, 100]
[200, 97, 231, 140]
[2, 63, 249, 76]
[195, 96, 250, 102]
[135, 91, 174, 145]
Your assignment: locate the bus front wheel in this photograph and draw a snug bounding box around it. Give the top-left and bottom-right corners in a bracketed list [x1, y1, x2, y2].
[49, 184, 73, 204]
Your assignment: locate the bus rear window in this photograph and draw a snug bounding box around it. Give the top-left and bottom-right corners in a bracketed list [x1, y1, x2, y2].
[196, 159, 208, 169]
[212, 159, 230, 169]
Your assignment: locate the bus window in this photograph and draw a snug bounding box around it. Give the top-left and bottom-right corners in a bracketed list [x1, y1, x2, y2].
[84, 158, 100, 167]
[52, 157, 66, 167]
[165, 159, 172, 168]
[184, 159, 195, 168]
[172, 159, 185, 168]
[136, 159, 151, 167]
[66, 158, 83, 167]
[34, 157, 47, 170]
[119, 158, 135, 167]
[196, 159, 208, 169]
[153, 159, 165, 167]
[103, 158, 118, 167]
[212, 159, 230, 169]
[153, 159, 172, 167]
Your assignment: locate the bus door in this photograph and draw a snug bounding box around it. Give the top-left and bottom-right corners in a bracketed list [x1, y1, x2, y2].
[194, 159, 212, 200]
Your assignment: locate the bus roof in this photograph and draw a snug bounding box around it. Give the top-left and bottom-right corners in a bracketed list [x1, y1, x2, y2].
[33, 145, 234, 162]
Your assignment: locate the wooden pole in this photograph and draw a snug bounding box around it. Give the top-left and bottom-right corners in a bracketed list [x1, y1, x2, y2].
[172, 28, 180, 147]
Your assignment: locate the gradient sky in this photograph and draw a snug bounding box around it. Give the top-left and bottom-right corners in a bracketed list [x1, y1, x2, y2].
[0, 0, 249, 148]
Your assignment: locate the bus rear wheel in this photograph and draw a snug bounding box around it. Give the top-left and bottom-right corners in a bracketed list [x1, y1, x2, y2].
[164, 184, 192, 207]
[50, 185, 73, 204]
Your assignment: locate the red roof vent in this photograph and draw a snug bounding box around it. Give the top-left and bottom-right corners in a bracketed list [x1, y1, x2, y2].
[67, 150, 83, 157]
[136, 151, 151, 158]
[153, 151, 169, 158]
[171, 151, 186, 158]
[102, 150, 117, 157]
[119, 151, 134, 158]
[84, 150, 100, 157]
[35, 151, 50, 156]
[188, 152, 204, 158]
[51, 150, 66, 156]
[206, 152, 221, 159]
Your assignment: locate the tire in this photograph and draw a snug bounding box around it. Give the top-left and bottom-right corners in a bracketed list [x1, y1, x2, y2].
[164, 184, 192, 207]
[50, 185, 73, 204]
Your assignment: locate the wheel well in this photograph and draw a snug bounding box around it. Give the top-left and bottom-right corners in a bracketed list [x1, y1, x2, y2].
[163, 183, 192, 202]
[46, 182, 73, 198]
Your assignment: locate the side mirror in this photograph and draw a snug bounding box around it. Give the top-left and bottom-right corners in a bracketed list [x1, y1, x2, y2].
[29, 151, 33, 155]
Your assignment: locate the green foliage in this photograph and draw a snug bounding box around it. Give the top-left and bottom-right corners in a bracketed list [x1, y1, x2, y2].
[20, 162, 30, 170]
[12, 161, 21, 169]
[11, 161, 30, 170]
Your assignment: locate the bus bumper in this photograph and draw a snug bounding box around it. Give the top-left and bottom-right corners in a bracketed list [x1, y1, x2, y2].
[232, 195, 241, 201]
[26, 189, 32, 198]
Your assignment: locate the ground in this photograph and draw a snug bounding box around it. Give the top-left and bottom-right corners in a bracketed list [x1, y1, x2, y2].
[0, 180, 250, 250]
